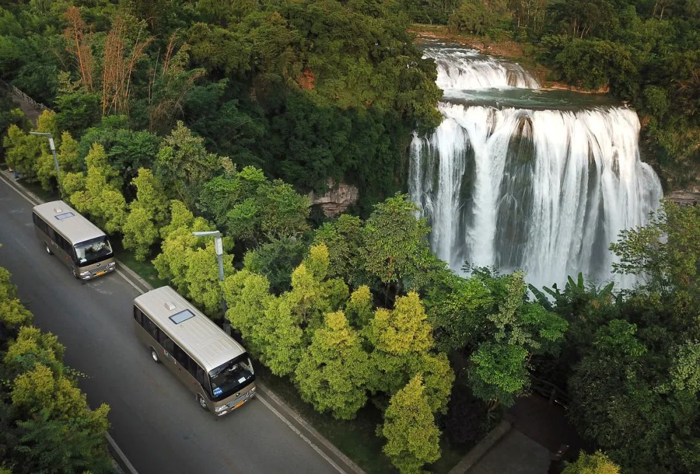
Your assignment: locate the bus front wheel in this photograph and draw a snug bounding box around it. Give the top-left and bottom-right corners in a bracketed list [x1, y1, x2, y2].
[196, 394, 208, 411]
[150, 348, 160, 363]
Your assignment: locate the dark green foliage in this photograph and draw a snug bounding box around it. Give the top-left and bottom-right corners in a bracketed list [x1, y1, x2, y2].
[78, 118, 161, 193]
[444, 383, 488, 446]
[243, 236, 310, 294]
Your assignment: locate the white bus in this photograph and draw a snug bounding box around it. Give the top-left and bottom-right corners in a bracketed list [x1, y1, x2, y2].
[133, 286, 256, 416]
[33, 200, 116, 279]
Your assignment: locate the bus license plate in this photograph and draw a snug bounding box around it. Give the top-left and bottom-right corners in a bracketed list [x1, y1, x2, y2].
[95, 270, 106, 277]
[234, 401, 245, 410]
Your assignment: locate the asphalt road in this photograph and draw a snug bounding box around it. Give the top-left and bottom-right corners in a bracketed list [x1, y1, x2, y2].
[0, 177, 336, 474]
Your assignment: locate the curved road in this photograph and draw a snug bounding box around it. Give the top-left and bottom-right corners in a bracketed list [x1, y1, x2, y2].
[0, 176, 337, 474]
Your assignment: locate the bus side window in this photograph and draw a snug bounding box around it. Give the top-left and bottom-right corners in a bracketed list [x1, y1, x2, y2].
[173, 343, 191, 367]
[196, 365, 211, 396]
[133, 307, 143, 326]
[144, 317, 159, 341]
[186, 357, 198, 378]
[159, 331, 175, 354]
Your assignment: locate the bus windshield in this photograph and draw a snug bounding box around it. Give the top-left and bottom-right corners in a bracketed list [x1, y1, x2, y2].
[74, 237, 113, 266]
[209, 354, 254, 400]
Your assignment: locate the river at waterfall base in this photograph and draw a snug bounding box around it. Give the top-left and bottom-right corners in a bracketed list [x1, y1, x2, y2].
[410, 45, 663, 289]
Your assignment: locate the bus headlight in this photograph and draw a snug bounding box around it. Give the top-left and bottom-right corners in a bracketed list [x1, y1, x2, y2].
[80, 271, 90, 277]
[108, 262, 116, 268]
[215, 405, 227, 413]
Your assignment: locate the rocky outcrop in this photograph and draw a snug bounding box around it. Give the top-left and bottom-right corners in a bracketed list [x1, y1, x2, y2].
[310, 181, 359, 217]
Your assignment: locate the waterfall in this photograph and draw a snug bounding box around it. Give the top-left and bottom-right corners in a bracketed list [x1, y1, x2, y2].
[424, 47, 540, 91]
[410, 47, 663, 288]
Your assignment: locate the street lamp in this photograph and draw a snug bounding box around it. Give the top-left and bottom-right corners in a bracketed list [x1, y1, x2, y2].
[192, 230, 231, 335]
[29, 131, 62, 197]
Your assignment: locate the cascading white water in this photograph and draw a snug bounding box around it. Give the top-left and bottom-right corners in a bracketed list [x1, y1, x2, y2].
[410, 46, 663, 288]
[424, 47, 540, 91]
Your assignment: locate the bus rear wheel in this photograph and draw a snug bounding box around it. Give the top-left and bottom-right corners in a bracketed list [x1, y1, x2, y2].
[45, 243, 53, 255]
[150, 348, 160, 363]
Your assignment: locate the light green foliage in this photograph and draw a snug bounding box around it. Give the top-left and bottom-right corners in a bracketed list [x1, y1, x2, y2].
[123, 207, 158, 262]
[10, 363, 111, 474]
[345, 285, 373, 329]
[406, 352, 454, 414]
[153, 200, 233, 313]
[57, 131, 81, 172]
[562, 451, 620, 474]
[381, 375, 441, 474]
[222, 269, 272, 358]
[295, 311, 370, 419]
[314, 214, 365, 284]
[255, 296, 304, 376]
[2, 110, 57, 186]
[123, 168, 169, 261]
[0, 267, 32, 330]
[69, 143, 127, 234]
[186, 242, 234, 314]
[155, 121, 225, 210]
[222, 269, 306, 376]
[284, 244, 349, 338]
[4, 326, 65, 378]
[362, 194, 436, 293]
[366, 291, 454, 413]
[0, 271, 112, 474]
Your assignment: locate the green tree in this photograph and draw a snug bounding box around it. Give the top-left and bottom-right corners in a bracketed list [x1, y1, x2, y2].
[295, 311, 370, 419]
[69, 143, 127, 234]
[314, 214, 365, 285]
[381, 375, 441, 474]
[153, 200, 233, 313]
[366, 291, 454, 413]
[362, 194, 437, 298]
[0, 266, 32, 331]
[562, 451, 620, 474]
[222, 269, 273, 358]
[345, 285, 373, 329]
[3, 110, 57, 186]
[123, 168, 169, 261]
[155, 121, 225, 210]
[610, 200, 700, 294]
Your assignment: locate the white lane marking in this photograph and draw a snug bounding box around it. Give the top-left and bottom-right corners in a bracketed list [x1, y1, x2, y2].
[256, 394, 346, 474]
[116, 269, 146, 294]
[0, 174, 40, 205]
[1, 174, 347, 474]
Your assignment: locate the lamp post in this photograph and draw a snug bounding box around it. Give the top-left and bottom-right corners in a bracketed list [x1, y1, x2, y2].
[192, 230, 230, 335]
[29, 131, 62, 197]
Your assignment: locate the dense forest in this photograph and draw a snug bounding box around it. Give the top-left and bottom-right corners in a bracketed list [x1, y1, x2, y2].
[0, 0, 442, 211]
[406, 0, 699, 189]
[0, 1, 699, 473]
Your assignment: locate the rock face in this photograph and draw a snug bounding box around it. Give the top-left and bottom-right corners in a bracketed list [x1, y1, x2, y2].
[310, 181, 359, 217]
[668, 190, 700, 206]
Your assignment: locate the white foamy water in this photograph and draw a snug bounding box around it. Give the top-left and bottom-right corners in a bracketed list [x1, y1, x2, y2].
[410, 48, 662, 288]
[423, 47, 540, 91]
